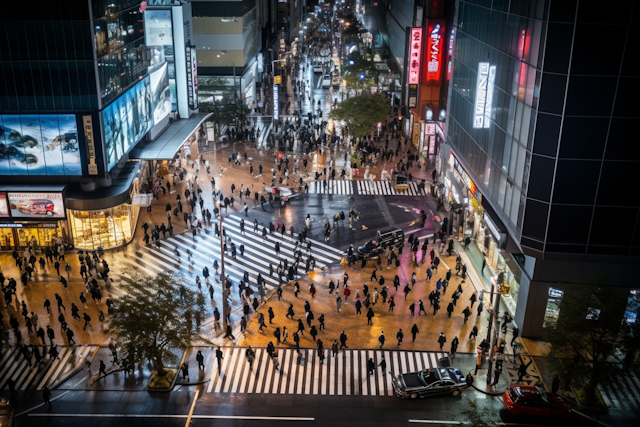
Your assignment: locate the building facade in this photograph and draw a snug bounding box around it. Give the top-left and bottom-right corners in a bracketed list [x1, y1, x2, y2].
[442, 0, 640, 337]
[0, 0, 201, 252]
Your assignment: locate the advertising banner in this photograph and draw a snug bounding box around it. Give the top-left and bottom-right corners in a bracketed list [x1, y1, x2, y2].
[0, 114, 81, 176]
[425, 21, 445, 85]
[0, 194, 9, 217]
[8, 192, 65, 219]
[408, 28, 423, 85]
[103, 65, 170, 170]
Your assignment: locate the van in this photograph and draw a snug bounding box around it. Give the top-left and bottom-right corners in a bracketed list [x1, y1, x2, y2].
[357, 228, 404, 259]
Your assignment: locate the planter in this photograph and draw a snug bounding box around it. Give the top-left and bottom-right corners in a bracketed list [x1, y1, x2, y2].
[146, 368, 178, 392]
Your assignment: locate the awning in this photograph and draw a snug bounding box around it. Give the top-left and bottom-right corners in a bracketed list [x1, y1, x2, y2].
[131, 112, 213, 160]
[130, 193, 154, 207]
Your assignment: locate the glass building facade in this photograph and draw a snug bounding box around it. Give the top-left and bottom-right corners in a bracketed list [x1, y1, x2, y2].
[444, 0, 640, 337]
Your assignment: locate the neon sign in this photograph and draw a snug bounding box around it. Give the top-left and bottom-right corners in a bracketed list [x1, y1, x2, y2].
[408, 28, 422, 85]
[426, 23, 444, 83]
[273, 84, 280, 121]
[473, 62, 496, 129]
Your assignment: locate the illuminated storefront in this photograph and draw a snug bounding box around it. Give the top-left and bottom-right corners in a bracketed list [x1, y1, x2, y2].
[67, 202, 138, 251]
[442, 151, 522, 316]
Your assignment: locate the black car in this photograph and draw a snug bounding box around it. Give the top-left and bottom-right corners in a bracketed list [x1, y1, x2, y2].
[356, 228, 404, 259]
[392, 367, 467, 399]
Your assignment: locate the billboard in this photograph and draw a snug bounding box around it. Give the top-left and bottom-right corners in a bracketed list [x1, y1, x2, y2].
[145, 10, 173, 46]
[8, 192, 65, 219]
[425, 22, 445, 85]
[0, 194, 9, 217]
[103, 65, 170, 170]
[0, 115, 81, 176]
[473, 63, 496, 129]
[408, 28, 423, 85]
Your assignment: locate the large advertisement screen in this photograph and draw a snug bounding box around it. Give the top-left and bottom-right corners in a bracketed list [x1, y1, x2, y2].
[0, 115, 81, 176]
[103, 65, 170, 170]
[8, 192, 65, 219]
[145, 10, 173, 46]
[0, 194, 9, 217]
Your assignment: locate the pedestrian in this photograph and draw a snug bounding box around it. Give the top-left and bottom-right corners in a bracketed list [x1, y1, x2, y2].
[366, 307, 375, 325]
[339, 331, 348, 349]
[450, 336, 459, 357]
[99, 360, 107, 377]
[318, 314, 325, 330]
[336, 295, 342, 312]
[181, 362, 189, 381]
[246, 346, 256, 370]
[196, 350, 205, 370]
[396, 329, 403, 346]
[469, 326, 479, 341]
[411, 324, 419, 342]
[268, 307, 275, 323]
[511, 326, 519, 346]
[438, 332, 447, 350]
[42, 386, 52, 407]
[332, 340, 339, 356]
[83, 313, 92, 330]
[367, 357, 375, 375]
[378, 331, 385, 348]
[216, 347, 224, 373]
[310, 325, 318, 342]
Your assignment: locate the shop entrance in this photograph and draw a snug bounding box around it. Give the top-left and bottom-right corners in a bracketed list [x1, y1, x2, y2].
[0, 223, 61, 250]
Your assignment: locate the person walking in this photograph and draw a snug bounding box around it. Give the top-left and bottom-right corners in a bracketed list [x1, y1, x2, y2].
[83, 313, 92, 330]
[367, 357, 376, 376]
[332, 340, 339, 356]
[196, 350, 205, 370]
[378, 331, 385, 348]
[411, 324, 419, 342]
[450, 336, 459, 357]
[379, 355, 387, 375]
[99, 360, 107, 377]
[366, 307, 375, 325]
[396, 329, 403, 346]
[438, 332, 447, 350]
[339, 331, 348, 349]
[42, 386, 52, 407]
[246, 346, 256, 370]
[469, 325, 478, 340]
[215, 347, 224, 373]
[310, 325, 318, 342]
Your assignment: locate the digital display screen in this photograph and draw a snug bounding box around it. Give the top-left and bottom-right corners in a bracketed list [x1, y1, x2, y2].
[0, 114, 81, 176]
[103, 65, 170, 170]
[8, 192, 65, 219]
[145, 10, 173, 46]
[0, 194, 9, 217]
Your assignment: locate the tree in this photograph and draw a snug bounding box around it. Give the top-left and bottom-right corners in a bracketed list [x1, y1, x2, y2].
[198, 77, 248, 136]
[106, 272, 208, 376]
[329, 94, 389, 138]
[342, 57, 380, 93]
[542, 279, 631, 398]
[454, 398, 501, 427]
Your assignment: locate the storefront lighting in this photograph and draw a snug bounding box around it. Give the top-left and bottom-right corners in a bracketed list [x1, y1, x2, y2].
[425, 105, 433, 121]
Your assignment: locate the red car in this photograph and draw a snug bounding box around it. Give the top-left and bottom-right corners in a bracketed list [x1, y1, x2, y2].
[503, 385, 572, 418]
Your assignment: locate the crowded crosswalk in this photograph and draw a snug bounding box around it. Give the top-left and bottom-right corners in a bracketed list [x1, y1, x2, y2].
[0, 345, 96, 391]
[202, 347, 450, 396]
[111, 215, 345, 295]
[308, 180, 428, 196]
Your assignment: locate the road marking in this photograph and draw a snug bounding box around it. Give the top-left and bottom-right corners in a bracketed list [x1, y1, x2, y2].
[29, 414, 314, 421]
[185, 389, 200, 427]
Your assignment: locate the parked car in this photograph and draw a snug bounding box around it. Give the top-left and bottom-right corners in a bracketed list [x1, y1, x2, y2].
[392, 367, 467, 398]
[357, 228, 404, 258]
[503, 385, 572, 418]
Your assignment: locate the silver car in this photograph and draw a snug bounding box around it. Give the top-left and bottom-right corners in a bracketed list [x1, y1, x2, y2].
[392, 367, 467, 399]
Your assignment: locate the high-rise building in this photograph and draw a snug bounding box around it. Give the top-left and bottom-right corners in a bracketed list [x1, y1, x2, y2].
[0, 0, 205, 252]
[441, 0, 639, 337]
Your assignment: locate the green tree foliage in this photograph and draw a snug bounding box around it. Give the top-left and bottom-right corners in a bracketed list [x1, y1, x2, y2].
[106, 272, 208, 376]
[342, 57, 380, 92]
[455, 398, 501, 427]
[329, 94, 389, 137]
[198, 77, 248, 134]
[543, 279, 631, 397]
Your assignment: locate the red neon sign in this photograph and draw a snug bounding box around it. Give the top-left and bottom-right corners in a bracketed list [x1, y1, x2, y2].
[408, 28, 423, 85]
[426, 22, 444, 84]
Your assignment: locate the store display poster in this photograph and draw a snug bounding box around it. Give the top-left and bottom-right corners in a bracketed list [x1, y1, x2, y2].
[8, 192, 65, 219]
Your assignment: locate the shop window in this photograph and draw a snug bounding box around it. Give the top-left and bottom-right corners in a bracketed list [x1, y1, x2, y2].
[68, 204, 137, 250]
[543, 287, 564, 328]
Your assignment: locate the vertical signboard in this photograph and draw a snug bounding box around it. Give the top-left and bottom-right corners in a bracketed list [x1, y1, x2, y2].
[447, 27, 456, 81]
[83, 115, 98, 175]
[408, 28, 423, 84]
[425, 22, 444, 85]
[273, 84, 280, 122]
[473, 63, 497, 129]
[185, 46, 198, 110]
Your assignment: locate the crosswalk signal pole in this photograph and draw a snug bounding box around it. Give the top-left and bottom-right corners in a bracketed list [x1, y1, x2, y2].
[219, 212, 227, 333]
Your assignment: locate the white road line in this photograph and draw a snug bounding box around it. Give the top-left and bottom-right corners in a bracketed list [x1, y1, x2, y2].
[222, 348, 240, 393]
[303, 350, 312, 394]
[214, 348, 233, 393]
[254, 349, 269, 393]
[407, 352, 415, 373]
[237, 351, 251, 393]
[376, 351, 384, 396]
[329, 351, 335, 395]
[288, 350, 299, 394]
[246, 349, 262, 393]
[360, 350, 368, 396]
[312, 350, 320, 394]
[273, 349, 284, 394]
[231, 349, 248, 394]
[384, 350, 393, 396]
[337, 350, 344, 395]
[29, 414, 314, 421]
